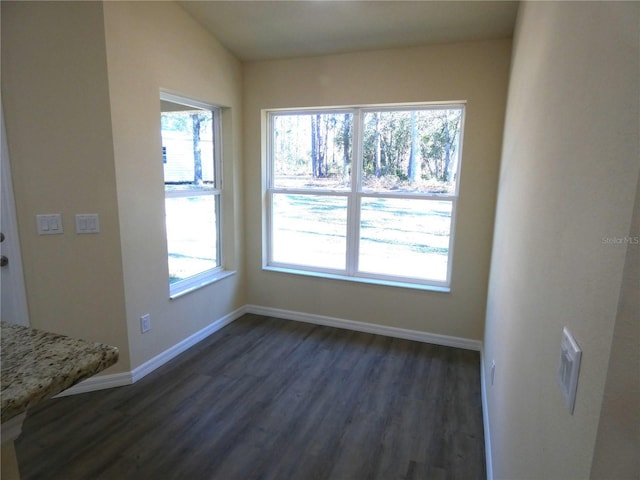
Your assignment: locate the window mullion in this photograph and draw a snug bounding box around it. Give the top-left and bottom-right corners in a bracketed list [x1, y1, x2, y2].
[445, 198, 457, 285]
[346, 108, 363, 275]
[265, 112, 274, 190]
[213, 108, 223, 190]
[265, 113, 274, 267]
[165, 189, 218, 199]
[266, 189, 274, 266]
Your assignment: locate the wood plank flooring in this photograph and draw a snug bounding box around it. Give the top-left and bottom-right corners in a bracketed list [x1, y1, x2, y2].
[15, 314, 486, 479]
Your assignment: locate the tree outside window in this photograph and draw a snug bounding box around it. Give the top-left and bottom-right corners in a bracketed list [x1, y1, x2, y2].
[161, 94, 222, 295]
[266, 104, 465, 289]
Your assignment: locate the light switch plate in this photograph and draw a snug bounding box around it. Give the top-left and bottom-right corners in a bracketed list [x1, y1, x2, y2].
[140, 314, 151, 333]
[36, 214, 63, 235]
[75, 214, 100, 234]
[558, 327, 582, 414]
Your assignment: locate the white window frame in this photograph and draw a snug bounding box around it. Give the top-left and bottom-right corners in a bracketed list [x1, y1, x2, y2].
[161, 92, 232, 298]
[264, 103, 465, 292]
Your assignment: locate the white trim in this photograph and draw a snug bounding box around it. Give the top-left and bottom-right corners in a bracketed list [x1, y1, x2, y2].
[245, 304, 481, 351]
[480, 348, 494, 480]
[56, 306, 247, 397]
[131, 306, 246, 382]
[263, 265, 451, 293]
[160, 91, 218, 112]
[1, 101, 30, 327]
[169, 269, 236, 299]
[54, 372, 133, 397]
[53, 305, 482, 402]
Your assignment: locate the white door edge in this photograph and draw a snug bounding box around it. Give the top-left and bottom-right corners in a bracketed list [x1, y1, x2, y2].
[1, 99, 30, 326]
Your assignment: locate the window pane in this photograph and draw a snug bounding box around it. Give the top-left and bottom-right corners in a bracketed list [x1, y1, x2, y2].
[358, 198, 452, 282]
[361, 109, 463, 194]
[162, 107, 214, 191]
[272, 193, 347, 270]
[165, 195, 218, 283]
[272, 113, 352, 190]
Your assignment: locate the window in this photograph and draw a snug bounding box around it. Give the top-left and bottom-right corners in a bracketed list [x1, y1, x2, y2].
[265, 104, 465, 290]
[161, 93, 225, 297]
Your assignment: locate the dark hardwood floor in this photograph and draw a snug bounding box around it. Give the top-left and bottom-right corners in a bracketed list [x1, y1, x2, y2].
[15, 314, 486, 479]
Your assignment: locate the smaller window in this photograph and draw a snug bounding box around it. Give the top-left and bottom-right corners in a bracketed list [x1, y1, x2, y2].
[160, 93, 226, 297]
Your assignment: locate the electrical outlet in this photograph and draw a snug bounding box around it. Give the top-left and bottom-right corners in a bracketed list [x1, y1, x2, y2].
[140, 314, 151, 333]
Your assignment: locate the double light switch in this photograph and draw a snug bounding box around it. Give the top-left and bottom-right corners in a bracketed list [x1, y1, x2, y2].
[75, 214, 100, 234]
[36, 213, 100, 235]
[36, 214, 63, 235]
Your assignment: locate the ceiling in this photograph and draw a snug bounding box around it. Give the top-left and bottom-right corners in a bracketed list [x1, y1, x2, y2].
[179, 1, 519, 62]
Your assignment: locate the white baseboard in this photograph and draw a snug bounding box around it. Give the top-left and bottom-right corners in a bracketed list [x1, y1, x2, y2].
[480, 348, 494, 480]
[129, 306, 246, 383]
[245, 304, 482, 351]
[56, 306, 247, 397]
[57, 304, 482, 399]
[54, 372, 132, 397]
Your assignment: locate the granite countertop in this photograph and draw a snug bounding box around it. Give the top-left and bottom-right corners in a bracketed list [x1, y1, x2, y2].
[1, 322, 118, 423]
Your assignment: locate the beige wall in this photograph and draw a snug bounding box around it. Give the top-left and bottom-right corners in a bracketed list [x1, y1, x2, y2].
[102, 1, 245, 369]
[484, 2, 640, 479]
[1, 2, 130, 372]
[243, 39, 512, 340]
[1, 1, 246, 374]
[590, 171, 640, 478]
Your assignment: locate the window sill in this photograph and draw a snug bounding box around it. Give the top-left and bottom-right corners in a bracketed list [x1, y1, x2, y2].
[263, 266, 450, 293]
[169, 269, 236, 299]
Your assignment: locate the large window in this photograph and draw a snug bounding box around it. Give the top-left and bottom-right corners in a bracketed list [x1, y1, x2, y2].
[161, 93, 224, 296]
[265, 104, 465, 290]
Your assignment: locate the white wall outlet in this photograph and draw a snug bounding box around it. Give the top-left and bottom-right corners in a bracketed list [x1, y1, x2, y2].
[140, 314, 151, 333]
[36, 214, 63, 235]
[558, 327, 582, 414]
